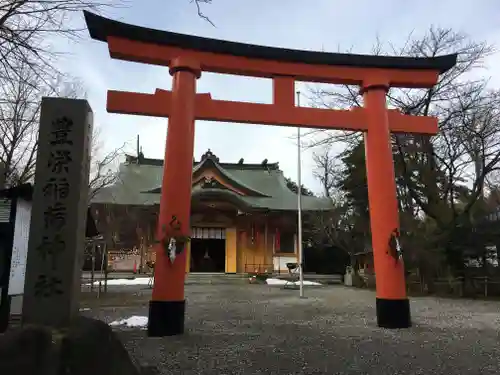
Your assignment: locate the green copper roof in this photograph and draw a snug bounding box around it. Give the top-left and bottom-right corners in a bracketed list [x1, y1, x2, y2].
[91, 150, 333, 211]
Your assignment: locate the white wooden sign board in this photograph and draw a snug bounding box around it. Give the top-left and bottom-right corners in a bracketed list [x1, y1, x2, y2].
[8, 199, 32, 296]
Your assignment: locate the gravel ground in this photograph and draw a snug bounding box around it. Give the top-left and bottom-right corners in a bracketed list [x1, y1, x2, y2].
[83, 284, 500, 375]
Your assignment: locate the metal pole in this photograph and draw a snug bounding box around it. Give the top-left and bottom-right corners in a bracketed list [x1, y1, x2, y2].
[98, 243, 106, 298]
[90, 243, 95, 292]
[296, 91, 304, 298]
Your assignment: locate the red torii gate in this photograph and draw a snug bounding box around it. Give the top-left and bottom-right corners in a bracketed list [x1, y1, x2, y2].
[84, 11, 457, 337]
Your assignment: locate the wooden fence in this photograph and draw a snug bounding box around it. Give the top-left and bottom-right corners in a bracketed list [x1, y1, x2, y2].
[352, 272, 500, 298]
[406, 276, 500, 298]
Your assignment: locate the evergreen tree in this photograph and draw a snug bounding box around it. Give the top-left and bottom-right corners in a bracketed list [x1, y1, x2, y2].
[336, 141, 371, 244]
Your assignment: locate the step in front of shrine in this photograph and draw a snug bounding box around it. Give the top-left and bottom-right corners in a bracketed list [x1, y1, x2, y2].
[185, 273, 343, 285]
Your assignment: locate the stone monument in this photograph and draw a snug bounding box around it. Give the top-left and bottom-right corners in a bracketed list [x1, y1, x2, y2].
[22, 98, 93, 328]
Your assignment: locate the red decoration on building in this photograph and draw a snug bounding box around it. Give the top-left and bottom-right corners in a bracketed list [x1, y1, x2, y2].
[275, 228, 280, 251]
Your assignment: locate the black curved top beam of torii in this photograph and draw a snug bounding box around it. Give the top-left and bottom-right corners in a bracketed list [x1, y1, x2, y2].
[84, 11, 457, 73]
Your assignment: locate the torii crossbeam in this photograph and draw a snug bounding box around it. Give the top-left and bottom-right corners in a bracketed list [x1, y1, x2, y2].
[84, 11, 457, 337]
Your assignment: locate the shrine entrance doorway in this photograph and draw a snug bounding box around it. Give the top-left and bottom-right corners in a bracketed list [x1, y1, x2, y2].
[190, 238, 225, 273]
[190, 227, 226, 273]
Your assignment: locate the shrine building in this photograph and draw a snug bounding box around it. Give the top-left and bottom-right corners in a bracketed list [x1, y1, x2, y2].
[90, 149, 332, 274]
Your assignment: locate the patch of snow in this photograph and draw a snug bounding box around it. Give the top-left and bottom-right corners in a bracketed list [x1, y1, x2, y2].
[79, 307, 91, 311]
[109, 315, 148, 328]
[86, 277, 151, 286]
[266, 278, 322, 286]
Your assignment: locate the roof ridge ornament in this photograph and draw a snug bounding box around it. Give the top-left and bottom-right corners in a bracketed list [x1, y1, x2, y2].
[201, 149, 219, 163]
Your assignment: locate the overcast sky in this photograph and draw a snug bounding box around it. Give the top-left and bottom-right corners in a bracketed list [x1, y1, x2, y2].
[57, 0, 500, 194]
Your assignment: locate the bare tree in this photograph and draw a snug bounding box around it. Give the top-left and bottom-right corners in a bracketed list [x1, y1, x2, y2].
[306, 28, 500, 279]
[486, 170, 500, 193]
[0, 0, 126, 83]
[88, 127, 125, 200]
[191, 0, 214, 26]
[304, 203, 367, 268]
[312, 146, 342, 199]
[306, 146, 368, 263]
[0, 0, 213, 84]
[0, 56, 123, 197]
[0, 58, 85, 186]
[308, 28, 499, 227]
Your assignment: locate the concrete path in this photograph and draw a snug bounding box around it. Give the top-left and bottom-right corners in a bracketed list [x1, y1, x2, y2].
[83, 284, 500, 375]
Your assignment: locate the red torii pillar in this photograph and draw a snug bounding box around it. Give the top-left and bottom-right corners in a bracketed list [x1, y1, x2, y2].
[362, 78, 408, 328]
[148, 58, 200, 336]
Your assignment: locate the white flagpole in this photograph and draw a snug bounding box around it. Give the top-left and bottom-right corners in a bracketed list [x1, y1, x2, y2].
[296, 90, 304, 298]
